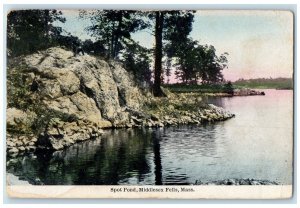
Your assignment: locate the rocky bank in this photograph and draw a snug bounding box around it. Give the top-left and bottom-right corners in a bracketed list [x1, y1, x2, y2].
[195, 178, 278, 185]
[6, 47, 234, 156]
[203, 88, 265, 97]
[233, 88, 265, 96]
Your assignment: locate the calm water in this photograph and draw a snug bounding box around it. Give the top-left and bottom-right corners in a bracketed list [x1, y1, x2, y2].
[7, 89, 293, 185]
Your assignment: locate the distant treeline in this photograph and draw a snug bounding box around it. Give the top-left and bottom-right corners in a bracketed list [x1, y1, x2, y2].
[233, 78, 293, 89]
[164, 77, 293, 94]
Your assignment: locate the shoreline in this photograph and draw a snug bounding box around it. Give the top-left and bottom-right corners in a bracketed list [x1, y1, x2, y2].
[5, 47, 272, 157]
[6, 86, 272, 157]
[7, 87, 276, 157]
[195, 178, 279, 185]
[7, 102, 235, 157]
[6, 171, 281, 186]
[170, 88, 266, 97]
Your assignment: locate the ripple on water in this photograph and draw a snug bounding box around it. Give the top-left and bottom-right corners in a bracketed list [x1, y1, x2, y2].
[6, 90, 293, 185]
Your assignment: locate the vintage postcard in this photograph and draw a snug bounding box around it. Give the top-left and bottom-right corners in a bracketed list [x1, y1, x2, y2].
[5, 8, 294, 199]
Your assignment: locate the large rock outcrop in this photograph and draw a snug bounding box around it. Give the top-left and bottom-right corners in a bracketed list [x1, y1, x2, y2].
[24, 47, 143, 124]
[7, 47, 234, 153]
[7, 108, 36, 131]
[7, 47, 143, 151]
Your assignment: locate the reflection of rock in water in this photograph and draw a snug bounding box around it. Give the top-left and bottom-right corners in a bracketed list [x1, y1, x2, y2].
[7, 128, 155, 185]
[207, 96, 225, 107]
[6, 124, 227, 185]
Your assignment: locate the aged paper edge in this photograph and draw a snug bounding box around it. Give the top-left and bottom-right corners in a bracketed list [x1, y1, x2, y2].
[6, 185, 292, 199]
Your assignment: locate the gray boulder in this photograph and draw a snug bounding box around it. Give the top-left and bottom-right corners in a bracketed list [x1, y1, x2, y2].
[8, 47, 146, 151]
[6, 108, 36, 130]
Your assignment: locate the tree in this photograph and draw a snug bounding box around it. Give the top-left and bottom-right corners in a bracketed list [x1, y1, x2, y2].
[170, 38, 199, 84]
[7, 9, 66, 57]
[152, 11, 164, 96]
[164, 58, 172, 84]
[55, 33, 80, 50]
[79, 10, 148, 59]
[122, 40, 152, 85]
[81, 39, 107, 57]
[223, 81, 234, 95]
[170, 38, 228, 84]
[149, 11, 194, 96]
[79, 10, 194, 94]
[197, 45, 228, 84]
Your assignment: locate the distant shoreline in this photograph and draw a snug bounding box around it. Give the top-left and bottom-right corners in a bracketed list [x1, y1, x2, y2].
[233, 77, 293, 90]
[164, 77, 293, 93]
[235, 86, 293, 90]
[164, 82, 292, 95]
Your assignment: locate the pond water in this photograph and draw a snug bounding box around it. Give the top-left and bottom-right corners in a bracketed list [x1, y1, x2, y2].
[7, 89, 293, 185]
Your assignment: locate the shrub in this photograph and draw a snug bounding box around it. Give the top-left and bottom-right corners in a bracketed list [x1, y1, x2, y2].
[7, 65, 34, 110]
[223, 81, 234, 95]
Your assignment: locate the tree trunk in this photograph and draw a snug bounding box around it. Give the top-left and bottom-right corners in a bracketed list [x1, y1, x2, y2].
[110, 22, 116, 59]
[153, 11, 165, 97]
[44, 10, 50, 49]
[114, 12, 123, 59]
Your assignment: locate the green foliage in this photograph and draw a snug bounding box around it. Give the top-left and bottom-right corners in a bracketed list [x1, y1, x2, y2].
[7, 9, 66, 57]
[79, 10, 148, 59]
[223, 81, 234, 95]
[142, 87, 208, 119]
[151, 10, 195, 96]
[122, 40, 152, 84]
[164, 58, 172, 84]
[55, 34, 81, 51]
[167, 38, 228, 84]
[172, 102, 200, 112]
[78, 10, 224, 94]
[164, 83, 231, 94]
[7, 65, 34, 110]
[82, 39, 107, 57]
[162, 11, 195, 43]
[31, 108, 79, 135]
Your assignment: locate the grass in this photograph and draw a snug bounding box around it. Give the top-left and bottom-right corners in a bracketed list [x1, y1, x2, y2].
[163, 84, 222, 93]
[163, 83, 228, 93]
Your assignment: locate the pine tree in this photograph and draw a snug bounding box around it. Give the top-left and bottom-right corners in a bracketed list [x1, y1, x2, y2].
[149, 11, 194, 96]
[80, 10, 148, 59]
[7, 9, 66, 57]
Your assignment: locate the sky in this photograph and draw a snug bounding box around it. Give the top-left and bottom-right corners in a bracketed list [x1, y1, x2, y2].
[54, 10, 294, 81]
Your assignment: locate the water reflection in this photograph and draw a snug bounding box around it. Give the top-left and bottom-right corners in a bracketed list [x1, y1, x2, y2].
[159, 124, 220, 185]
[8, 128, 156, 185]
[207, 96, 225, 107]
[7, 90, 293, 185]
[7, 124, 221, 185]
[152, 130, 162, 185]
